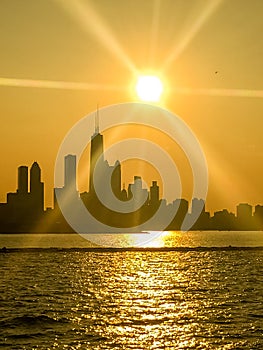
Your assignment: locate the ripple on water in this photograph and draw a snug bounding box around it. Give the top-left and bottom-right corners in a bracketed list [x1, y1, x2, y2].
[1, 250, 263, 349]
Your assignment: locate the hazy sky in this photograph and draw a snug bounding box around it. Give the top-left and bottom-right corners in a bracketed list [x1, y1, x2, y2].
[1, 0, 263, 213]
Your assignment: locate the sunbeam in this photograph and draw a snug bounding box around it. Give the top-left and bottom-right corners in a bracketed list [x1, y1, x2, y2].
[148, 0, 161, 66]
[171, 86, 263, 99]
[55, 0, 138, 75]
[162, 0, 224, 72]
[207, 149, 248, 214]
[0, 77, 124, 91]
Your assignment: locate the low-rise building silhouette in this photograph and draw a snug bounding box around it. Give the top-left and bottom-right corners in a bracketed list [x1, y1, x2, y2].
[254, 205, 263, 230]
[236, 203, 254, 230]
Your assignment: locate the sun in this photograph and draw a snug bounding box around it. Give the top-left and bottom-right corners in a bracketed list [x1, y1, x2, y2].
[135, 75, 164, 102]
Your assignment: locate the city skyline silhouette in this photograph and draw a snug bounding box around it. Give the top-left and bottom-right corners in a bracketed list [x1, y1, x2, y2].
[0, 120, 263, 233]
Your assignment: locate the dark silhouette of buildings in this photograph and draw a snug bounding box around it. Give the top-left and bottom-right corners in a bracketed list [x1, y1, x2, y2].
[167, 199, 189, 230]
[77, 120, 157, 229]
[30, 162, 44, 215]
[0, 120, 263, 232]
[254, 205, 263, 230]
[64, 154, 77, 193]
[0, 162, 44, 231]
[212, 209, 236, 230]
[18, 166, 28, 195]
[236, 203, 253, 230]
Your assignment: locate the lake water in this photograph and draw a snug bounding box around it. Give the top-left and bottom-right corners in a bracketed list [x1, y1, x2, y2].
[1, 231, 263, 249]
[1, 232, 263, 349]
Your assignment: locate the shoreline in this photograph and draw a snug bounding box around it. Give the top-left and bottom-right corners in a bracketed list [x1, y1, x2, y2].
[2, 246, 263, 253]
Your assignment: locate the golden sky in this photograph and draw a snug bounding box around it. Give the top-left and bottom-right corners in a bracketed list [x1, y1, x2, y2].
[1, 0, 263, 214]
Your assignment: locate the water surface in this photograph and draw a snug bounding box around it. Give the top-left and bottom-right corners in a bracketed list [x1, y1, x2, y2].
[1, 231, 263, 248]
[1, 232, 263, 349]
[1, 249, 263, 349]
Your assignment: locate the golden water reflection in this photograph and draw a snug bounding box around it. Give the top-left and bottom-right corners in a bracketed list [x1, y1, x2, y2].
[2, 246, 262, 348]
[71, 248, 199, 348]
[83, 230, 180, 248]
[1, 231, 263, 249]
[83, 230, 263, 248]
[126, 230, 176, 247]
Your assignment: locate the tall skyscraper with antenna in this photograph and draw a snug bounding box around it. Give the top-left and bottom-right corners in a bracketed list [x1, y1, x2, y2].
[89, 108, 104, 194]
[88, 107, 122, 202]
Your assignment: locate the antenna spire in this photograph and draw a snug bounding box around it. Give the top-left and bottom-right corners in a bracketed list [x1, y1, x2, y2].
[95, 104, 99, 133]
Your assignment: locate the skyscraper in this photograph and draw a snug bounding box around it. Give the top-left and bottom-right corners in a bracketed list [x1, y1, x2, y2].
[53, 155, 78, 231]
[18, 166, 28, 195]
[30, 162, 41, 191]
[64, 154, 77, 192]
[30, 162, 44, 213]
[149, 180, 159, 206]
[129, 176, 148, 206]
[111, 160, 122, 200]
[89, 111, 104, 194]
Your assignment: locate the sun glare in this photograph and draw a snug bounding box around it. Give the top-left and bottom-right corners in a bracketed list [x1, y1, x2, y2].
[136, 75, 163, 102]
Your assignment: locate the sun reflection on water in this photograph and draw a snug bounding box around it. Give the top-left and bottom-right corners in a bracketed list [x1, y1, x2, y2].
[128, 230, 174, 247]
[67, 248, 234, 348]
[2, 248, 263, 348]
[83, 231, 182, 248]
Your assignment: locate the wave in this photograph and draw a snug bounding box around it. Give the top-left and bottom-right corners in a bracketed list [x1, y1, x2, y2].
[1, 314, 69, 328]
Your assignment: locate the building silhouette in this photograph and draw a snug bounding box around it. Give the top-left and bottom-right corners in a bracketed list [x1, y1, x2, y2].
[236, 203, 254, 230]
[18, 166, 28, 195]
[0, 121, 263, 232]
[254, 205, 263, 230]
[167, 198, 189, 230]
[78, 118, 155, 229]
[149, 181, 160, 206]
[89, 111, 104, 195]
[30, 162, 44, 215]
[0, 162, 44, 231]
[211, 209, 236, 230]
[64, 155, 77, 193]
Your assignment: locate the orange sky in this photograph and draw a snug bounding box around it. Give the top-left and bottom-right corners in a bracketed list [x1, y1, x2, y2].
[1, 0, 263, 214]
